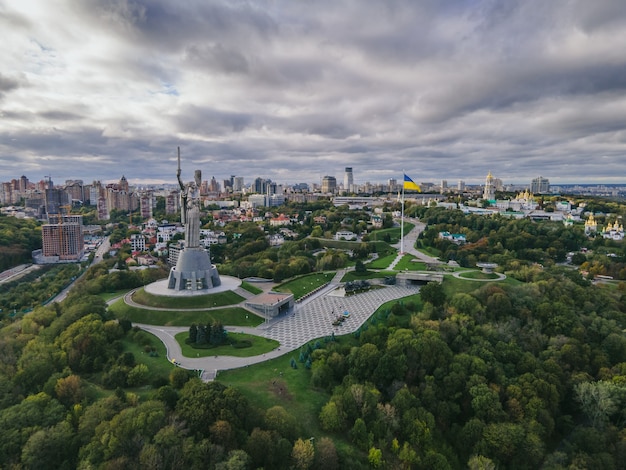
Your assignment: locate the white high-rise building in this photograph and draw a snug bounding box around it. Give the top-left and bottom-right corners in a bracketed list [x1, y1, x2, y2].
[531, 176, 550, 194]
[344, 167, 354, 192]
[233, 176, 244, 192]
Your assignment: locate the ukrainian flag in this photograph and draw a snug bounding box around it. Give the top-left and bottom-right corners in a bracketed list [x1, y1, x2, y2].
[403, 174, 421, 192]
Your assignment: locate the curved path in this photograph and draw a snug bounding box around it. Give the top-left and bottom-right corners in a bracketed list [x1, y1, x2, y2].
[452, 270, 507, 281]
[132, 220, 506, 380]
[133, 278, 419, 380]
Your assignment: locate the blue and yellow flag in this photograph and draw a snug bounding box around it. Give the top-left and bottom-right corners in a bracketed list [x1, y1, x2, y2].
[403, 174, 421, 192]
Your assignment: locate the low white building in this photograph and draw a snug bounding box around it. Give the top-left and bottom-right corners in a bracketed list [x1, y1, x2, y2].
[335, 230, 357, 241]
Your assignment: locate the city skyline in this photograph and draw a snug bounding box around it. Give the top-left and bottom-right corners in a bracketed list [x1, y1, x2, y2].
[2, 1, 626, 185]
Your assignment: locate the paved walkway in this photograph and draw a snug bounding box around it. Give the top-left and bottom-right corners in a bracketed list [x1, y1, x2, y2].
[135, 280, 419, 380]
[132, 219, 504, 380]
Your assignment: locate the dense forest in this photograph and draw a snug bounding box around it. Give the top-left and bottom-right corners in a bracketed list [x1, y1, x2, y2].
[0, 202, 624, 468]
[0, 215, 42, 270]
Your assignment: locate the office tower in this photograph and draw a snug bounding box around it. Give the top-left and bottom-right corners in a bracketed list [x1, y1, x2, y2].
[233, 176, 244, 192]
[440, 180, 448, 194]
[344, 167, 354, 192]
[388, 178, 398, 192]
[531, 176, 550, 194]
[253, 177, 270, 194]
[321, 176, 337, 194]
[458, 180, 465, 191]
[42, 214, 84, 261]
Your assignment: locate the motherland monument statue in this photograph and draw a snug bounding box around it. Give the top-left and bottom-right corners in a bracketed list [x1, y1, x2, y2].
[167, 147, 221, 291]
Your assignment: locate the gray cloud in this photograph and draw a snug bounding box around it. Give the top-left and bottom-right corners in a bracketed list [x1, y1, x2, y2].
[1, 0, 625, 185]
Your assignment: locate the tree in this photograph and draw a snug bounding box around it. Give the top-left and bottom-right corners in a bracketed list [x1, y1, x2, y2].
[54, 374, 85, 408]
[215, 450, 251, 470]
[21, 420, 76, 470]
[420, 281, 446, 307]
[313, 437, 339, 470]
[575, 381, 621, 429]
[468, 455, 496, 470]
[265, 405, 298, 441]
[319, 400, 345, 432]
[354, 259, 367, 274]
[368, 447, 384, 468]
[292, 438, 315, 470]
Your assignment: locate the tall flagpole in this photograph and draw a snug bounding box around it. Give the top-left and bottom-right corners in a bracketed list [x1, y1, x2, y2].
[401, 173, 405, 254]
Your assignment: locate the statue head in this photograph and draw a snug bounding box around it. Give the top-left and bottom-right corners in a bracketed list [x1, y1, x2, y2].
[194, 170, 202, 187]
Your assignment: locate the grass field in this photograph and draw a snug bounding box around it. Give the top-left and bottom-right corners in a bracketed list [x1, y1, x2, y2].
[369, 221, 414, 244]
[274, 272, 335, 300]
[132, 288, 245, 309]
[99, 289, 133, 302]
[175, 331, 280, 357]
[394, 254, 428, 271]
[120, 333, 176, 378]
[216, 350, 329, 438]
[456, 271, 502, 280]
[108, 299, 263, 327]
[240, 281, 264, 295]
[366, 253, 397, 269]
[341, 270, 396, 282]
[442, 273, 515, 295]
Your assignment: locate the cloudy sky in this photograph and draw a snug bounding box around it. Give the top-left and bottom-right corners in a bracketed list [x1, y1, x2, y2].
[1, 0, 625, 187]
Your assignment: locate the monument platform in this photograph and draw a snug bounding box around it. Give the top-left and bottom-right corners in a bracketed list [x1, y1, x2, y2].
[145, 275, 242, 297]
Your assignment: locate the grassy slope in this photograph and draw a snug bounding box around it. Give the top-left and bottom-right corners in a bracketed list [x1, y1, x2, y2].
[108, 299, 263, 327]
[175, 331, 279, 357]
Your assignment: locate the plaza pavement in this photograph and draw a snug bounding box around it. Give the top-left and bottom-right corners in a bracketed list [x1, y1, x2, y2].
[135, 270, 419, 381]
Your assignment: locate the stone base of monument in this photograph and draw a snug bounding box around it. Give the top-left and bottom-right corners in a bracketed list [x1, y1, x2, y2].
[145, 275, 241, 297]
[143, 246, 241, 297]
[166, 247, 221, 291]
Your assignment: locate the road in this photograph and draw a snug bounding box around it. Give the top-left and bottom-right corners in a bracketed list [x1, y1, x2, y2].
[52, 235, 111, 303]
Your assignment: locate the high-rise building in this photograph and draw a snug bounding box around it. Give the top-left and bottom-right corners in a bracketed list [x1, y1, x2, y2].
[166, 191, 179, 215]
[42, 214, 84, 261]
[253, 177, 270, 194]
[139, 191, 154, 219]
[233, 176, 244, 192]
[458, 180, 465, 192]
[209, 176, 220, 193]
[531, 176, 550, 194]
[344, 167, 354, 192]
[388, 178, 398, 192]
[440, 180, 448, 194]
[321, 176, 337, 194]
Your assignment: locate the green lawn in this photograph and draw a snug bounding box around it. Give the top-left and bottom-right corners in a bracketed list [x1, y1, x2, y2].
[217, 351, 329, 438]
[456, 270, 502, 280]
[366, 254, 397, 269]
[175, 331, 279, 357]
[341, 270, 396, 282]
[369, 222, 414, 244]
[240, 281, 264, 295]
[442, 273, 516, 296]
[120, 333, 176, 379]
[132, 288, 245, 309]
[99, 289, 133, 302]
[274, 272, 335, 300]
[108, 299, 263, 327]
[314, 238, 362, 250]
[394, 254, 428, 271]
